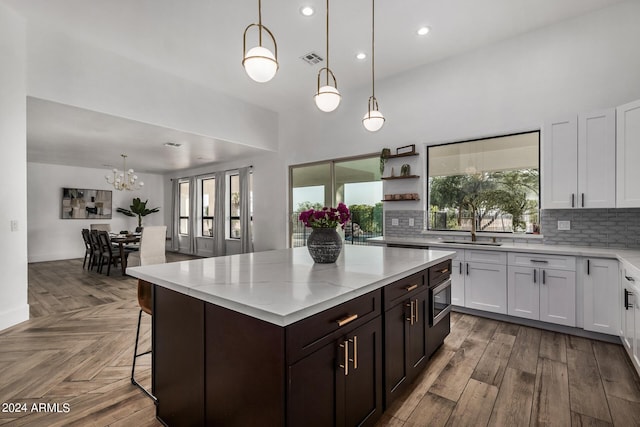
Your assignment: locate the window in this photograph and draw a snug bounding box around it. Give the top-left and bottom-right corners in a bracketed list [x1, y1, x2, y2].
[229, 174, 240, 238]
[179, 181, 190, 235]
[228, 173, 253, 239]
[427, 131, 540, 234]
[202, 177, 215, 237]
[290, 155, 383, 247]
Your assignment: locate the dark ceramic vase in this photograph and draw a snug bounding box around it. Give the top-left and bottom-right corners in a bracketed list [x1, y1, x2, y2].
[307, 228, 343, 263]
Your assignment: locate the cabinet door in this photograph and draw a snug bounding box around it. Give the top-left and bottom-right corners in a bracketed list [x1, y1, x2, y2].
[507, 266, 540, 320]
[622, 286, 635, 354]
[578, 109, 616, 208]
[583, 258, 620, 334]
[540, 269, 576, 327]
[617, 99, 640, 207]
[383, 300, 409, 405]
[634, 291, 640, 371]
[407, 289, 428, 374]
[542, 116, 578, 209]
[464, 262, 507, 314]
[341, 317, 383, 427]
[451, 259, 465, 306]
[288, 341, 337, 427]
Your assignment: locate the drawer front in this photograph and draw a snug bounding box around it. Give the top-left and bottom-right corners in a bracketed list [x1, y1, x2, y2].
[465, 250, 507, 265]
[286, 289, 381, 364]
[508, 252, 576, 271]
[430, 247, 464, 261]
[384, 270, 425, 308]
[429, 259, 452, 286]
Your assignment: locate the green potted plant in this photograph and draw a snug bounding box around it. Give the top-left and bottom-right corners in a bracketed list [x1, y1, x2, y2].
[116, 197, 160, 229]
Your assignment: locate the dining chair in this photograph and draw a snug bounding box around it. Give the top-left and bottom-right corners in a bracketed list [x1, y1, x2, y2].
[131, 279, 156, 401]
[90, 223, 112, 232]
[88, 230, 102, 270]
[97, 230, 125, 276]
[126, 226, 167, 268]
[81, 229, 93, 269]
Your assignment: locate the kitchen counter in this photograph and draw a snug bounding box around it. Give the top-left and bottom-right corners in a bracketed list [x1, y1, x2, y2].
[127, 245, 455, 326]
[368, 236, 640, 274]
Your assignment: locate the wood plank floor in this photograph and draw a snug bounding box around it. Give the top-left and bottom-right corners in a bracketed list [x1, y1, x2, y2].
[1, 256, 639, 426]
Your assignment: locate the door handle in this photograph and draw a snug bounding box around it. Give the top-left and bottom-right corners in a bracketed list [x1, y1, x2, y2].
[581, 193, 585, 208]
[405, 284, 418, 292]
[339, 340, 349, 376]
[459, 262, 463, 275]
[533, 269, 537, 283]
[349, 336, 357, 370]
[571, 193, 575, 208]
[587, 259, 590, 275]
[466, 263, 469, 276]
[336, 314, 358, 327]
[542, 270, 546, 285]
[406, 301, 414, 325]
[414, 299, 419, 323]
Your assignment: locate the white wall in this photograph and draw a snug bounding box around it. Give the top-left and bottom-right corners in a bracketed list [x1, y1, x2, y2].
[276, 0, 640, 213]
[27, 162, 166, 262]
[0, 4, 28, 330]
[26, 24, 278, 152]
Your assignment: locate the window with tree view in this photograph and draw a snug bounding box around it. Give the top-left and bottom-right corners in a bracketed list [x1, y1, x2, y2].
[428, 132, 540, 234]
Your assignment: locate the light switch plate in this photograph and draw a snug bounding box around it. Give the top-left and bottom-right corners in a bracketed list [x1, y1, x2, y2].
[409, 218, 415, 227]
[392, 218, 399, 226]
[557, 220, 571, 231]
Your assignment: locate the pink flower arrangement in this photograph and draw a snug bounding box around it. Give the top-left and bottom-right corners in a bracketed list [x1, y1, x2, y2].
[299, 202, 351, 229]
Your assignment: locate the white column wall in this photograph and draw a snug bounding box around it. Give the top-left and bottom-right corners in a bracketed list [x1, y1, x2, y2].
[0, 4, 28, 330]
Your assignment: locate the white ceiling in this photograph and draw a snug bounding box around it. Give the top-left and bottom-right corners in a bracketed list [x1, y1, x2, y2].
[4, 0, 626, 173]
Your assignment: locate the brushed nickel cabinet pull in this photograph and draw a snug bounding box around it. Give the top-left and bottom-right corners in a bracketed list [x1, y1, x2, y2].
[406, 284, 419, 292]
[336, 314, 358, 327]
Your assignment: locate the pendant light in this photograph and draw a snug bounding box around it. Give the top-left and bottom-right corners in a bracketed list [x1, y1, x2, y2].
[362, 0, 385, 132]
[242, 0, 279, 83]
[314, 0, 341, 112]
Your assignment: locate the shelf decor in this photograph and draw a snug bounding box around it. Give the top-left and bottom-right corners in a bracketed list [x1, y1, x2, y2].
[396, 144, 415, 155]
[299, 203, 350, 263]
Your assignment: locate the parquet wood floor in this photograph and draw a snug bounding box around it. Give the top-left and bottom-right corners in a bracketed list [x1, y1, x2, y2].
[1, 255, 639, 426]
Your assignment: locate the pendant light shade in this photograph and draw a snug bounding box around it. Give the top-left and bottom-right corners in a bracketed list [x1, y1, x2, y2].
[363, 0, 384, 132]
[242, 0, 278, 83]
[362, 97, 385, 132]
[315, 0, 341, 112]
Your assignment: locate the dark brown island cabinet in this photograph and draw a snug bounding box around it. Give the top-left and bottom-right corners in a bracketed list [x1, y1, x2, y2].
[150, 261, 452, 426]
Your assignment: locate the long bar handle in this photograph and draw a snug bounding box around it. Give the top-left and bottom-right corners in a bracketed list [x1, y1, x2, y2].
[530, 259, 549, 264]
[625, 289, 632, 310]
[439, 268, 449, 274]
[626, 275, 636, 282]
[405, 284, 418, 292]
[406, 301, 413, 324]
[339, 340, 349, 375]
[351, 336, 358, 370]
[466, 263, 469, 276]
[542, 270, 546, 285]
[414, 299, 419, 323]
[459, 262, 463, 274]
[571, 193, 575, 208]
[533, 269, 537, 283]
[581, 193, 585, 208]
[587, 259, 590, 275]
[336, 313, 358, 327]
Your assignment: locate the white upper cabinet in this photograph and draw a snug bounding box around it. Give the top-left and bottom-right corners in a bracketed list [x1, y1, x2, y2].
[542, 109, 616, 209]
[578, 110, 616, 208]
[617, 99, 640, 207]
[542, 117, 578, 209]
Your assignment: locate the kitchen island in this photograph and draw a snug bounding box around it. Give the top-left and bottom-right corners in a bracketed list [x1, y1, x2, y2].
[127, 245, 454, 426]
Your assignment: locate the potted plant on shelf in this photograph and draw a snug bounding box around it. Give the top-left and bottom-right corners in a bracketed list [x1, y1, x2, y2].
[116, 198, 160, 230]
[299, 203, 350, 263]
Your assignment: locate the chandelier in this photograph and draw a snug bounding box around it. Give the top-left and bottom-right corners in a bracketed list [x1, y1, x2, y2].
[105, 154, 144, 191]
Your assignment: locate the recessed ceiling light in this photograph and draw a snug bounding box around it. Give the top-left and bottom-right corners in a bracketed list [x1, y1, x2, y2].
[356, 52, 367, 60]
[164, 142, 182, 148]
[417, 26, 430, 36]
[300, 6, 314, 16]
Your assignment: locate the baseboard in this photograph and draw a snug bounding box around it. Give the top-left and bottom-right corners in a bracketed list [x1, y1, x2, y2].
[452, 306, 621, 344]
[0, 304, 29, 332]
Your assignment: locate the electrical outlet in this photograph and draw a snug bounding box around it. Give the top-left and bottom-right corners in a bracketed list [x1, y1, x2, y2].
[409, 218, 415, 227]
[557, 220, 571, 231]
[10, 220, 18, 232]
[392, 218, 399, 226]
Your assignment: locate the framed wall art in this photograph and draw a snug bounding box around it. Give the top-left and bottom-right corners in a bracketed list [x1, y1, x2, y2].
[61, 188, 112, 219]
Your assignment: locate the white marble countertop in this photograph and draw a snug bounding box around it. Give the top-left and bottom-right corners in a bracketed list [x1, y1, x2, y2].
[368, 236, 640, 275]
[126, 245, 455, 327]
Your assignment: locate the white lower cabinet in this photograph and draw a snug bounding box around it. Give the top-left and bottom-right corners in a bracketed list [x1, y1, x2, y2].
[582, 257, 619, 335]
[464, 251, 508, 314]
[507, 253, 576, 327]
[620, 265, 640, 373]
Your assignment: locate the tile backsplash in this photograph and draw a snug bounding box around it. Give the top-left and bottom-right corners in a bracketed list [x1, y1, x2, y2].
[384, 208, 640, 249]
[541, 208, 640, 248]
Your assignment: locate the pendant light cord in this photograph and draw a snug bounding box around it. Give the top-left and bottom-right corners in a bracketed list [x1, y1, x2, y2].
[326, 0, 330, 85]
[371, 0, 375, 98]
[258, 0, 263, 46]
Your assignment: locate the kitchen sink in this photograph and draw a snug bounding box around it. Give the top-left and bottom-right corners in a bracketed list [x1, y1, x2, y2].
[441, 240, 503, 246]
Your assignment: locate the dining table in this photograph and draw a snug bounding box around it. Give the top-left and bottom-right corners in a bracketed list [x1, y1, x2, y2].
[110, 234, 140, 275]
